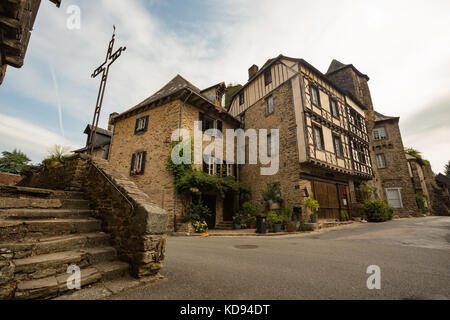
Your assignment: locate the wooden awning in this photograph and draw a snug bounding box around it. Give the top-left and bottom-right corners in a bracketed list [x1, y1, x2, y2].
[0, 0, 61, 84]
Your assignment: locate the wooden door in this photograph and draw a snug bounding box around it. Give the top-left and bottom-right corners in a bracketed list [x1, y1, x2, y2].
[203, 195, 217, 229]
[312, 181, 341, 220]
[223, 193, 234, 222]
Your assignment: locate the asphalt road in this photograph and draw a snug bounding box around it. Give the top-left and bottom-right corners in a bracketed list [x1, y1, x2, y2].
[110, 216, 450, 300]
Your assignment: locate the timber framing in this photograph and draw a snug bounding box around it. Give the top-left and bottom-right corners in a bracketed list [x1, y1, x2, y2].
[0, 0, 61, 84]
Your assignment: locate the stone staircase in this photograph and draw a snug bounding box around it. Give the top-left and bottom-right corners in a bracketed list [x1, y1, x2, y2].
[0, 186, 130, 300]
[215, 221, 234, 230]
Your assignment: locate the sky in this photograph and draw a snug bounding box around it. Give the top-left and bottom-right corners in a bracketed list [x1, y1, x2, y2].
[0, 0, 449, 173]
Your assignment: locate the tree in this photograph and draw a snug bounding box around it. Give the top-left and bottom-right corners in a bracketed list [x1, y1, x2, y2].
[224, 84, 243, 111]
[0, 149, 31, 174]
[445, 160, 450, 177]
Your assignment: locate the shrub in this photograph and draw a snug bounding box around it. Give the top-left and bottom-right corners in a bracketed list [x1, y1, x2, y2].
[415, 194, 428, 213]
[188, 199, 211, 222]
[267, 211, 285, 225]
[262, 183, 282, 203]
[283, 207, 293, 219]
[305, 193, 319, 214]
[364, 199, 394, 222]
[241, 202, 258, 216]
[340, 210, 349, 221]
[192, 220, 208, 233]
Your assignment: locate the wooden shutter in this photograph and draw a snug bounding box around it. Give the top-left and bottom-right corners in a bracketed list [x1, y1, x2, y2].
[144, 116, 149, 132]
[141, 152, 147, 174]
[130, 153, 136, 176]
[134, 119, 139, 134]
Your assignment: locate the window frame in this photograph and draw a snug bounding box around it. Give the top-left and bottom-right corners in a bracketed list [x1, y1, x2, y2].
[310, 85, 321, 107]
[134, 115, 149, 134]
[385, 188, 403, 209]
[333, 134, 344, 158]
[373, 127, 387, 141]
[376, 153, 387, 169]
[239, 92, 245, 105]
[312, 124, 325, 151]
[265, 95, 275, 116]
[130, 151, 147, 176]
[264, 69, 272, 86]
[330, 97, 340, 119]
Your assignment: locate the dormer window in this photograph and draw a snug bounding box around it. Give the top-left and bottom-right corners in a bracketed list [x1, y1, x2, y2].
[264, 69, 272, 86]
[134, 115, 149, 134]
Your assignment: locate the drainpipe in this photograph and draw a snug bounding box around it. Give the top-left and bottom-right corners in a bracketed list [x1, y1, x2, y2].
[173, 90, 193, 232]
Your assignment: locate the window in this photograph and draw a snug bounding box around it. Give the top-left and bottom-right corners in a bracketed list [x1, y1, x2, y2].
[266, 96, 275, 116]
[203, 155, 216, 176]
[313, 125, 324, 150]
[199, 112, 222, 133]
[239, 93, 245, 105]
[130, 151, 146, 176]
[353, 141, 367, 164]
[373, 127, 387, 140]
[330, 98, 339, 118]
[333, 134, 344, 158]
[350, 109, 363, 129]
[134, 115, 149, 134]
[264, 69, 272, 86]
[310, 86, 320, 106]
[376, 153, 387, 169]
[226, 164, 234, 177]
[239, 113, 246, 128]
[386, 188, 403, 208]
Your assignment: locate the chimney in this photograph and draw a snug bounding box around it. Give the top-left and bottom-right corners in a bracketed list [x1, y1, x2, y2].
[248, 64, 259, 80]
[108, 112, 119, 132]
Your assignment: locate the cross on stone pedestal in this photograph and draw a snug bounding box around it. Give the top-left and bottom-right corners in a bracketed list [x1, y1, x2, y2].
[87, 26, 126, 154]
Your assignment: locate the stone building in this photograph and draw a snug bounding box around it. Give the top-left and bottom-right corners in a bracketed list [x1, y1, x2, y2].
[108, 75, 240, 231]
[73, 125, 112, 160]
[325, 59, 423, 217]
[228, 55, 374, 220]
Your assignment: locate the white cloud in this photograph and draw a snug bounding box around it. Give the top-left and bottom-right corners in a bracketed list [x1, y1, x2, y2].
[0, 113, 81, 164]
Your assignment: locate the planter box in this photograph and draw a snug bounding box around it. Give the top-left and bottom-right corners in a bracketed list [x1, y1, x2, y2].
[272, 224, 282, 233]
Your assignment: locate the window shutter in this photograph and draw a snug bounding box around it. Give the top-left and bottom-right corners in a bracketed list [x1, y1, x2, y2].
[130, 154, 136, 176]
[144, 116, 149, 132]
[217, 120, 223, 132]
[199, 112, 205, 132]
[134, 119, 139, 134]
[141, 152, 147, 174]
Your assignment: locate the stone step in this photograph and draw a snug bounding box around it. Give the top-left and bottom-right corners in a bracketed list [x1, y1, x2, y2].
[60, 199, 91, 210]
[0, 232, 110, 259]
[14, 259, 131, 300]
[0, 186, 85, 200]
[14, 266, 102, 300]
[0, 219, 102, 242]
[216, 222, 234, 230]
[0, 208, 95, 220]
[13, 247, 117, 281]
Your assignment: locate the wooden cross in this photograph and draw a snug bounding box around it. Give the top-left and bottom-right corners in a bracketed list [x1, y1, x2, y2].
[87, 26, 126, 154]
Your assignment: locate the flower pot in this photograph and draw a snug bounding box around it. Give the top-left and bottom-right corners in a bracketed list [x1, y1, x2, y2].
[46, 161, 61, 169]
[273, 224, 282, 233]
[250, 223, 256, 229]
[286, 225, 296, 232]
[310, 214, 318, 223]
[234, 224, 241, 230]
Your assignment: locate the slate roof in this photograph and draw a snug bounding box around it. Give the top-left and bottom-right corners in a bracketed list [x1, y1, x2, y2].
[326, 59, 370, 80]
[374, 111, 400, 122]
[113, 74, 238, 124]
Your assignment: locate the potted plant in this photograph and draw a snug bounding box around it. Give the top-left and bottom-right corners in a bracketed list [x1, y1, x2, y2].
[262, 183, 282, 210]
[306, 193, 319, 223]
[43, 145, 71, 169]
[267, 211, 285, 233]
[241, 202, 258, 229]
[283, 207, 293, 222]
[233, 214, 244, 229]
[286, 222, 296, 233]
[192, 220, 208, 233]
[339, 210, 349, 221]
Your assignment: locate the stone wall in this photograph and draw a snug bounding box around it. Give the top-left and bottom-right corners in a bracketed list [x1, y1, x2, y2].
[371, 120, 420, 217]
[18, 154, 168, 278]
[0, 249, 14, 299]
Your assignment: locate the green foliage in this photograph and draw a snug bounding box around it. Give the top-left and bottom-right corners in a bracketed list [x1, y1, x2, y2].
[283, 207, 293, 218]
[305, 193, 319, 213]
[267, 211, 285, 225]
[188, 199, 211, 222]
[364, 199, 394, 222]
[445, 160, 450, 177]
[241, 202, 258, 216]
[233, 213, 245, 225]
[0, 149, 31, 174]
[356, 184, 376, 193]
[166, 140, 193, 183]
[405, 147, 430, 166]
[415, 194, 428, 213]
[340, 210, 349, 221]
[225, 84, 243, 111]
[262, 182, 282, 203]
[42, 145, 74, 166]
[192, 220, 208, 233]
